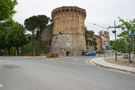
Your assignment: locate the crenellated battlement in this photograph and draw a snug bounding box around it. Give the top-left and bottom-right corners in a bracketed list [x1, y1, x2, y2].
[52, 6, 86, 18]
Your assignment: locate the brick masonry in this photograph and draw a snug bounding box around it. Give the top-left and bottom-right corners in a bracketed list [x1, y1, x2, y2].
[51, 6, 87, 56]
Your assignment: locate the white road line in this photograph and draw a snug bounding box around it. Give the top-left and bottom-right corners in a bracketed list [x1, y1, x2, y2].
[80, 64, 85, 65]
[85, 59, 93, 66]
[65, 57, 72, 58]
[72, 63, 75, 64]
[0, 84, 3, 88]
[73, 59, 78, 60]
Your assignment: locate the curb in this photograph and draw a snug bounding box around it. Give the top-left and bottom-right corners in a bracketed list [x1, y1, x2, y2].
[90, 58, 135, 74]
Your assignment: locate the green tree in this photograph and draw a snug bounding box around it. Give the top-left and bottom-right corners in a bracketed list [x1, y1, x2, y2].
[112, 38, 128, 52]
[85, 27, 94, 45]
[0, 0, 17, 21]
[85, 27, 94, 37]
[24, 16, 37, 45]
[117, 17, 135, 62]
[36, 15, 49, 50]
[0, 29, 7, 50]
[0, 19, 14, 54]
[5, 21, 28, 55]
[24, 15, 49, 51]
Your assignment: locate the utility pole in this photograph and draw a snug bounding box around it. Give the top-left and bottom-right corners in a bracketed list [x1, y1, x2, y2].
[112, 21, 117, 61]
[114, 21, 117, 61]
[108, 21, 117, 61]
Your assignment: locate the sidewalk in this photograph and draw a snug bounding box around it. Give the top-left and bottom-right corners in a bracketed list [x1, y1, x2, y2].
[90, 58, 135, 74]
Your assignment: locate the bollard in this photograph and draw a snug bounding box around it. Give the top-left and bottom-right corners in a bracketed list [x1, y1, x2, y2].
[49, 54, 51, 59]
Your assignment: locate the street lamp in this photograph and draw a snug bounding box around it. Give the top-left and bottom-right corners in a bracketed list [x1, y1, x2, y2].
[107, 21, 117, 61]
[112, 21, 117, 61]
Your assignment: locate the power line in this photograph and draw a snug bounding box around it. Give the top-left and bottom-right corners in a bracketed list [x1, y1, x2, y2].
[85, 21, 108, 29]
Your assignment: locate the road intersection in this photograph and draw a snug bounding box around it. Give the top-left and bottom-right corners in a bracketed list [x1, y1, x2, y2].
[0, 56, 135, 90]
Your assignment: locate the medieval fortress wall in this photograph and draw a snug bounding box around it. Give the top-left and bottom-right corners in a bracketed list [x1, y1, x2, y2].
[51, 6, 87, 56]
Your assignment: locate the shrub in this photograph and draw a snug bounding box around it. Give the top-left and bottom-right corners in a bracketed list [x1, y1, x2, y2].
[130, 60, 133, 63]
[46, 53, 59, 58]
[24, 53, 37, 56]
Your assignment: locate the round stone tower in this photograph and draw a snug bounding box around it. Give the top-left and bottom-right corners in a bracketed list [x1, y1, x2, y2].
[51, 6, 87, 56]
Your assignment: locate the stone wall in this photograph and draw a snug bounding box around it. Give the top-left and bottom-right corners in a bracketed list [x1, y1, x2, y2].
[51, 34, 86, 56]
[41, 24, 53, 47]
[51, 6, 87, 56]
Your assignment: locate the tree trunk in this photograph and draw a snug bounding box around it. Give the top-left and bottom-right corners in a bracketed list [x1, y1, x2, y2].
[16, 47, 18, 56]
[8, 47, 10, 55]
[11, 46, 12, 54]
[38, 30, 43, 50]
[32, 31, 34, 45]
[129, 50, 131, 63]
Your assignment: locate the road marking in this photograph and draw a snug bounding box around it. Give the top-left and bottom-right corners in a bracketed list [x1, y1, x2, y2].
[73, 58, 78, 60]
[85, 59, 94, 66]
[0, 84, 3, 88]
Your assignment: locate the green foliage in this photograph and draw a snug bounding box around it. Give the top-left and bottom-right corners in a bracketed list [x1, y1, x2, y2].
[85, 27, 94, 36]
[85, 27, 95, 46]
[130, 60, 133, 63]
[5, 21, 28, 48]
[0, 29, 7, 49]
[46, 53, 59, 58]
[2, 43, 50, 56]
[0, 19, 28, 55]
[22, 43, 50, 55]
[24, 15, 49, 34]
[0, 0, 17, 21]
[110, 40, 113, 46]
[112, 38, 128, 52]
[94, 47, 97, 50]
[117, 17, 135, 62]
[24, 15, 49, 47]
[28, 36, 31, 41]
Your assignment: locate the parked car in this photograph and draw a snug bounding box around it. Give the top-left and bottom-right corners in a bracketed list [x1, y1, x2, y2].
[100, 51, 104, 54]
[84, 51, 96, 56]
[117, 52, 122, 55]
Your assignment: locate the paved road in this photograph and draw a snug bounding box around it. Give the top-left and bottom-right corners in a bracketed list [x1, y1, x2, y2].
[0, 56, 135, 90]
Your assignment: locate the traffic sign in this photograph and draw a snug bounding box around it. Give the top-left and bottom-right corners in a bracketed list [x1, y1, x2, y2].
[19, 48, 21, 53]
[103, 41, 106, 45]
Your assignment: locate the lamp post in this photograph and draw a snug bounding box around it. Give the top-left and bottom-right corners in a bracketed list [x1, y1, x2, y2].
[112, 21, 117, 61]
[107, 28, 110, 50]
[107, 21, 117, 61]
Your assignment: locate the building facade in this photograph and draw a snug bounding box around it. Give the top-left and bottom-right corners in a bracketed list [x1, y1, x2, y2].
[99, 30, 110, 50]
[86, 35, 101, 52]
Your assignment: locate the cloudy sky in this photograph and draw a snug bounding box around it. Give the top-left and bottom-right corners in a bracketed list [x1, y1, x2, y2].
[13, 0, 135, 40]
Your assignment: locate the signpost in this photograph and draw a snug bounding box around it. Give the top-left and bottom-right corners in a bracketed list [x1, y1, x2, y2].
[103, 41, 106, 59]
[19, 48, 21, 53]
[127, 33, 135, 67]
[103, 41, 106, 45]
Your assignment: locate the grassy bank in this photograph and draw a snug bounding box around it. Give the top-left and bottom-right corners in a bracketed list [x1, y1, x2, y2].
[2, 43, 50, 56]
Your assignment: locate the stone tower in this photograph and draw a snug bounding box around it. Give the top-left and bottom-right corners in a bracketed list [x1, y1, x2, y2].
[51, 6, 87, 56]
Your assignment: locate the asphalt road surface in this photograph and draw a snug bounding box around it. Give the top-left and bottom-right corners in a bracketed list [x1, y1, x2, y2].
[0, 56, 135, 90]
